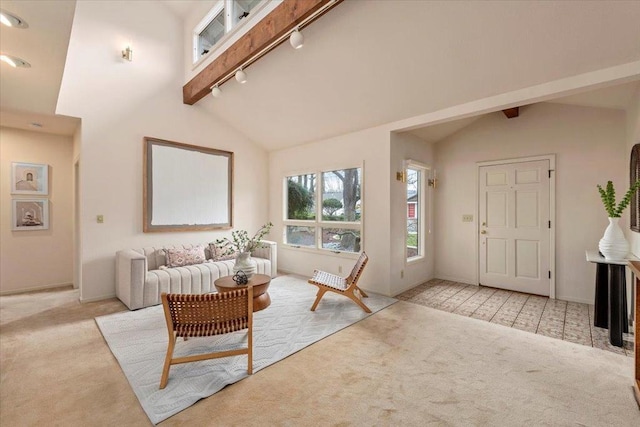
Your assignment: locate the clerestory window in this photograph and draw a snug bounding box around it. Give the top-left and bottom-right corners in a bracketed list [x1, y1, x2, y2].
[193, 0, 266, 63]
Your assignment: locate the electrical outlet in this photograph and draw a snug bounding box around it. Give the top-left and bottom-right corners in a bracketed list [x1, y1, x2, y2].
[462, 214, 473, 222]
[97, 215, 104, 223]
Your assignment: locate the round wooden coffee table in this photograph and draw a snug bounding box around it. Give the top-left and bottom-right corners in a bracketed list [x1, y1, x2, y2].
[214, 273, 271, 312]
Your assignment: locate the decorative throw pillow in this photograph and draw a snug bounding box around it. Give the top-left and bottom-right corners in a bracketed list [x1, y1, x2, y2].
[208, 243, 237, 261]
[165, 245, 206, 268]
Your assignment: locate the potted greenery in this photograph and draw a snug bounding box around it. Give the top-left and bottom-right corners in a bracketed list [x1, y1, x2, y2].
[597, 180, 640, 260]
[214, 222, 273, 278]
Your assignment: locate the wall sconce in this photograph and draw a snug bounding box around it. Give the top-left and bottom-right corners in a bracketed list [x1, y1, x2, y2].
[122, 45, 133, 61]
[396, 172, 406, 183]
[428, 169, 437, 189]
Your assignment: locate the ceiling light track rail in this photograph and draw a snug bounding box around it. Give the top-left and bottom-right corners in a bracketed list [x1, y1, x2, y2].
[183, 0, 342, 105]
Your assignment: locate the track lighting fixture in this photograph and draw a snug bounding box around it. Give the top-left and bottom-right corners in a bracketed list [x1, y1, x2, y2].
[211, 85, 222, 98]
[0, 9, 28, 28]
[289, 27, 304, 49]
[235, 68, 247, 84]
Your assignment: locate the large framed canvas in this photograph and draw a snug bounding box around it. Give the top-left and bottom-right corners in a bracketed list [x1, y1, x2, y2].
[12, 199, 49, 231]
[11, 162, 48, 195]
[143, 137, 233, 232]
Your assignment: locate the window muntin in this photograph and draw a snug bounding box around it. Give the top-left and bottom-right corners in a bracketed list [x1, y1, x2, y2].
[284, 167, 363, 253]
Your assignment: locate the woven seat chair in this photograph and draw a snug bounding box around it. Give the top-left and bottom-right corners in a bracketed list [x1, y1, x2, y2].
[308, 252, 370, 313]
[159, 287, 253, 389]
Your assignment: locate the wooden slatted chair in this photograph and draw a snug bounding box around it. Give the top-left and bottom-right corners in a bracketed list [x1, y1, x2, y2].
[159, 287, 253, 389]
[308, 252, 371, 313]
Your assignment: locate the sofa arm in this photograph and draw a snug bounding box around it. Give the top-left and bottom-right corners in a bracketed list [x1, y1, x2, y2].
[116, 249, 147, 310]
[252, 240, 277, 278]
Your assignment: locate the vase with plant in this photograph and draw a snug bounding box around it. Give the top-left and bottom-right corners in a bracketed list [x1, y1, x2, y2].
[214, 222, 273, 279]
[597, 180, 640, 260]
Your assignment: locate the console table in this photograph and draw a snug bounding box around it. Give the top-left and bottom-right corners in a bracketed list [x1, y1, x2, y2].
[627, 260, 640, 408]
[585, 250, 637, 347]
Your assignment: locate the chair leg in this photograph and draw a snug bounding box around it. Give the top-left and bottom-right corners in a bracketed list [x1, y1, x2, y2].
[159, 335, 176, 389]
[357, 286, 368, 298]
[310, 288, 328, 311]
[348, 291, 372, 313]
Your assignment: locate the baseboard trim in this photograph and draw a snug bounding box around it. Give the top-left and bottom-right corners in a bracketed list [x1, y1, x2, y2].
[0, 282, 73, 296]
[79, 293, 117, 303]
[434, 275, 477, 286]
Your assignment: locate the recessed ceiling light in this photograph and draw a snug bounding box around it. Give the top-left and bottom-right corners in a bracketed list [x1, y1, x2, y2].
[0, 9, 29, 29]
[0, 54, 31, 68]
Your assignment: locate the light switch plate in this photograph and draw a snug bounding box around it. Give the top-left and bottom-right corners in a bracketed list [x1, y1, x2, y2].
[462, 214, 473, 222]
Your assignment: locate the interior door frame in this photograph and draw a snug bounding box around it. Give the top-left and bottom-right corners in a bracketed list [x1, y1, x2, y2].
[476, 154, 556, 299]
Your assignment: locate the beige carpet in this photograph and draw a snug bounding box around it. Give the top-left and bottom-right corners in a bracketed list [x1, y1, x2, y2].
[1, 282, 639, 426]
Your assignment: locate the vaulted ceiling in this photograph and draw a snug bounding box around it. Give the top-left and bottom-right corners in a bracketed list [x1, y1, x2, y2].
[1, 0, 639, 145]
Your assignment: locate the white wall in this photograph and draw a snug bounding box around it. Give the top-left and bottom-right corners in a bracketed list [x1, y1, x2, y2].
[433, 102, 627, 303]
[268, 126, 392, 296]
[0, 127, 74, 293]
[389, 132, 435, 295]
[56, 1, 269, 302]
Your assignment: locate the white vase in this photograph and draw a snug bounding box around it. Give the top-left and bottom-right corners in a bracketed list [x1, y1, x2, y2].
[598, 217, 629, 260]
[233, 251, 257, 279]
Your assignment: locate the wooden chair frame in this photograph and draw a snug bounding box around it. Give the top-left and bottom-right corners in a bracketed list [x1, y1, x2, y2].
[159, 287, 253, 389]
[308, 252, 370, 313]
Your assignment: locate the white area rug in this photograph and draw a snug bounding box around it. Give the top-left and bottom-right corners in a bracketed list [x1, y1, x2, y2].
[95, 275, 396, 424]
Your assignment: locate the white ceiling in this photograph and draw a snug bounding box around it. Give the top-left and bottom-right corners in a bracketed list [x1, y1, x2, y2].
[408, 80, 640, 144]
[1, 1, 639, 144]
[0, 0, 77, 134]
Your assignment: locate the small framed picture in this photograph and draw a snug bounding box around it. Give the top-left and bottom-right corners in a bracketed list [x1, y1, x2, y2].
[11, 162, 48, 195]
[12, 199, 49, 231]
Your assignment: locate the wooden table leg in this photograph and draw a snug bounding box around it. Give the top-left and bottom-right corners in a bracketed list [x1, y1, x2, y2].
[594, 262, 609, 328]
[608, 265, 626, 347]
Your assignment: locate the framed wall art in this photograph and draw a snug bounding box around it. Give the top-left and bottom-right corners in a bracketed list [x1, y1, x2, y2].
[143, 137, 233, 232]
[11, 162, 48, 195]
[12, 199, 49, 231]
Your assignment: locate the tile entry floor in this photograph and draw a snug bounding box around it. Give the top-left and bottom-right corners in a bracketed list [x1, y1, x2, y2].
[397, 279, 634, 357]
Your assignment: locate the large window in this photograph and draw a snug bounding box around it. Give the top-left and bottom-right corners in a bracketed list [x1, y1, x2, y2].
[406, 162, 427, 261]
[193, 0, 265, 63]
[285, 167, 362, 253]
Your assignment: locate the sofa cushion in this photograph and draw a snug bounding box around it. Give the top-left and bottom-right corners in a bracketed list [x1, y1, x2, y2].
[208, 243, 237, 261]
[165, 245, 206, 268]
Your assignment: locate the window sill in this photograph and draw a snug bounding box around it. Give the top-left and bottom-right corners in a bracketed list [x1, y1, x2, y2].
[281, 244, 359, 260]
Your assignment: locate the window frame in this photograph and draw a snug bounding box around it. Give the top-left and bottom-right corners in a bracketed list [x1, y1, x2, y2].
[283, 165, 364, 256]
[405, 160, 428, 263]
[192, 0, 269, 65]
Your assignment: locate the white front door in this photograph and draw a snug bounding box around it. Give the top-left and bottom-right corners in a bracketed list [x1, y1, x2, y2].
[479, 159, 550, 296]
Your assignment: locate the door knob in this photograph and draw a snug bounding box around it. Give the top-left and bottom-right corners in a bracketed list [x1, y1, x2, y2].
[480, 230, 487, 234]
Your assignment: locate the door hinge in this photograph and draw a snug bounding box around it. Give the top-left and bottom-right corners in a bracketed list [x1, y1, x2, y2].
[548, 170, 552, 178]
[548, 271, 551, 279]
[548, 220, 551, 228]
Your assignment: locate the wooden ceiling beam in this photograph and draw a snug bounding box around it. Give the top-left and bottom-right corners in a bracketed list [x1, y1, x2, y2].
[183, 0, 341, 105]
[502, 107, 519, 119]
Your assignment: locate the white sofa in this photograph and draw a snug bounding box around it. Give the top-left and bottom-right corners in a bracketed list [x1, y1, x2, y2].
[116, 241, 277, 310]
